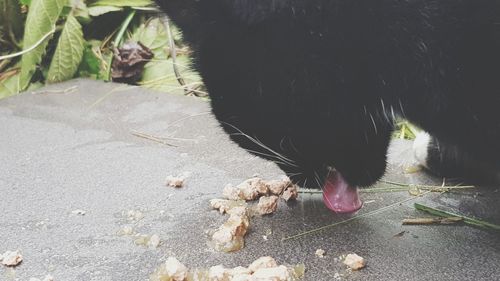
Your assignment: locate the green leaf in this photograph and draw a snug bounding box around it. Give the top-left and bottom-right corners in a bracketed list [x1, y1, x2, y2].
[46, 13, 85, 83]
[70, 0, 91, 24]
[87, 5, 122, 17]
[129, 17, 168, 54]
[78, 40, 103, 79]
[19, 0, 67, 90]
[89, 0, 153, 7]
[19, 0, 31, 5]
[0, 71, 20, 99]
[130, 18, 202, 94]
[0, 0, 23, 41]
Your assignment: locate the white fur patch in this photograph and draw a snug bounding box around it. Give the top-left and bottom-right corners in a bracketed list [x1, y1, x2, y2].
[413, 131, 431, 168]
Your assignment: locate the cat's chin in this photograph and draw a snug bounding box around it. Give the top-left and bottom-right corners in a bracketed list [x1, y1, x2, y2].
[322, 170, 363, 213]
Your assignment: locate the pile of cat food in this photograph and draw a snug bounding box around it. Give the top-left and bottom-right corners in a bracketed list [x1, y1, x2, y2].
[209, 176, 299, 252]
[150, 256, 305, 281]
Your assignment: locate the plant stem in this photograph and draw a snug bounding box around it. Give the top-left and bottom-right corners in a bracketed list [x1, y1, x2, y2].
[378, 180, 474, 190]
[0, 29, 56, 61]
[105, 9, 136, 81]
[414, 203, 500, 231]
[298, 182, 474, 195]
[402, 217, 463, 225]
[115, 10, 136, 47]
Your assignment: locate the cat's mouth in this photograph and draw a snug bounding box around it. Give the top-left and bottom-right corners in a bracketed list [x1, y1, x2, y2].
[322, 170, 363, 213]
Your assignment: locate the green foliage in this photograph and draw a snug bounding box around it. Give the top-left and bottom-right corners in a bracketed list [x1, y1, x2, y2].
[47, 13, 84, 83]
[89, 0, 153, 7]
[78, 40, 104, 79]
[0, 0, 203, 99]
[19, 0, 67, 90]
[0, 0, 23, 48]
[87, 5, 122, 17]
[393, 120, 420, 140]
[0, 71, 20, 98]
[129, 18, 202, 94]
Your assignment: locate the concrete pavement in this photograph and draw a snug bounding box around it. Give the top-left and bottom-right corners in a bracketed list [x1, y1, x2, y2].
[0, 79, 499, 281]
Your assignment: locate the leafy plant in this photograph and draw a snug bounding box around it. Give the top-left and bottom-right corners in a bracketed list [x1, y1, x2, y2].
[0, 0, 204, 99]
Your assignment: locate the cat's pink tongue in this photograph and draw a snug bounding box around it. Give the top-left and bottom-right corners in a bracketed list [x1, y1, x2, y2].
[322, 170, 363, 213]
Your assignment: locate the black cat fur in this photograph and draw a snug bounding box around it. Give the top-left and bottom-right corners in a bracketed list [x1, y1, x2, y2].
[155, 0, 500, 187]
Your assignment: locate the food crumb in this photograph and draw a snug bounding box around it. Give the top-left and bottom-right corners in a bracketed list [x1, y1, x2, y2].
[256, 195, 279, 215]
[343, 253, 366, 270]
[248, 256, 278, 272]
[165, 175, 185, 188]
[208, 265, 227, 280]
[1, 250, 23, 266]
[266, 177, 291, 195]
[210, 199, 246, 214]
[282, 185, 299, 201]
[148, 234, 161, 248]
[162, 257, 188, 281]
[71, 209, 86, 215]
[127, 210, 144, 221]
[117, 225, 135, 236]
[252, 265, 290, 281]
[315, 249, 326, 258]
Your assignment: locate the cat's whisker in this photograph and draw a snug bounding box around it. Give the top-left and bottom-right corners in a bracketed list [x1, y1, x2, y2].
[242, 148, 297, 168]
[314, 171, 323, 190]
[398, 99, 407, 118]
[369, 113, 378, 135]
[222, 121, 298, 167]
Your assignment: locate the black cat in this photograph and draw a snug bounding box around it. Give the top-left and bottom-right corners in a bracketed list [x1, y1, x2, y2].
[155, 0, 500, 212]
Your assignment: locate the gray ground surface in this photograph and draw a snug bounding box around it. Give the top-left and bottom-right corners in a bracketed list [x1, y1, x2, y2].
[0, 79, 499, 281]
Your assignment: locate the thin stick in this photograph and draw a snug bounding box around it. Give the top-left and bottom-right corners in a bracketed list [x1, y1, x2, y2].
[299, 188, 409, 194]
[0, 29, 56, 61]
[379, 179, 474, 190]
[414, 203, 500, 231]
[131, 130, 196, 142]
[402, 217, 463, 225]
[131, 131, 177, 147]
[164, 112, 212, 129]
[165, 17, 198, 96]
[31, 85, 78, 95]
[298, 184, 474, 195]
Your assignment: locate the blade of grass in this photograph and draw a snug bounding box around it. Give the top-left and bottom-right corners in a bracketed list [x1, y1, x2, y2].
[299, 187, 410, 194]
[104, 9, 136, 81]
[414, 203, 500, 231]
[402, 217, 463, 225]
[379, 180, 474, 191]
[131, 130, 176, 147]
[298, 182, 474, 195]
